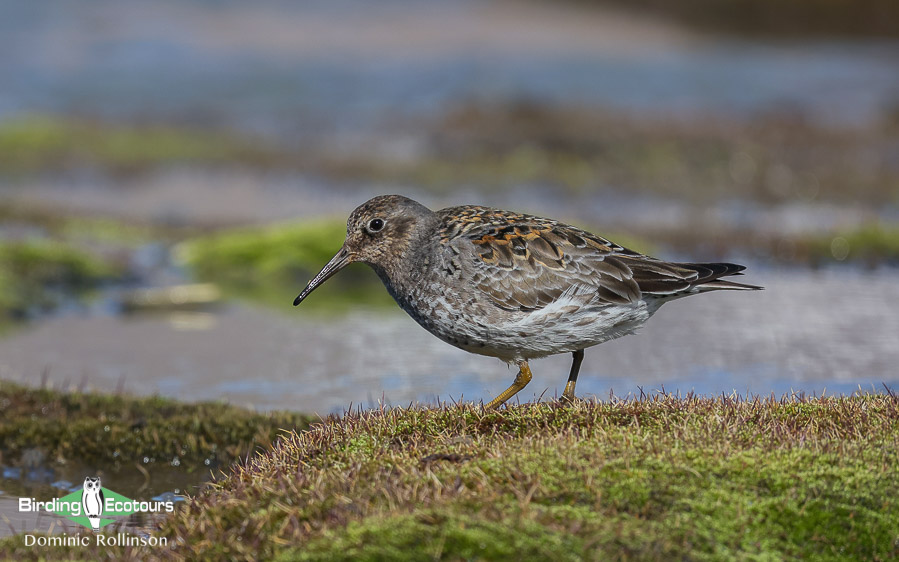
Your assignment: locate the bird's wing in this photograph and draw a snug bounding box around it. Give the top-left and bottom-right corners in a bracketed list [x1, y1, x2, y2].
[439, 206, 710, 311]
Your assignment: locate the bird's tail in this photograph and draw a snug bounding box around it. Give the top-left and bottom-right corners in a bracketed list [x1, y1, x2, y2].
[89, 516, 100, 531]
[681, 262, 763, 291]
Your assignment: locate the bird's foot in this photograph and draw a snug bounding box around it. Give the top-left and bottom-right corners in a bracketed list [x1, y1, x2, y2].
[483, 361, 532, 411]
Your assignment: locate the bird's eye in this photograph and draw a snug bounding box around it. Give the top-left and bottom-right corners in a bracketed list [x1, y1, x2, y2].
[367, 218, 385, 233]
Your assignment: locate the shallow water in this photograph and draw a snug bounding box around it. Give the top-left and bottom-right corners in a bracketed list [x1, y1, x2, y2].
[1, 268, 896, 415]
[1, 1, 898, 132]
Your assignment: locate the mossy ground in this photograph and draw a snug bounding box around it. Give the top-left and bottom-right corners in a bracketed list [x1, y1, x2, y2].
[0, 380, 311, 492]
[3, 392, 896, 560]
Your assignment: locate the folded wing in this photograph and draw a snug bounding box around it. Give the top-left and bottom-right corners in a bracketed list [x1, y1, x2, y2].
[440, 206, 759, 312]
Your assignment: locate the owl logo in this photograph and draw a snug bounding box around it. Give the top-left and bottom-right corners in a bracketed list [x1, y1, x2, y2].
[81, 476, 104, 531]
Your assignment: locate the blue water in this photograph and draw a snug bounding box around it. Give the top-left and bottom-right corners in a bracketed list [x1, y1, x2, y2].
[1, 1, 898, 133]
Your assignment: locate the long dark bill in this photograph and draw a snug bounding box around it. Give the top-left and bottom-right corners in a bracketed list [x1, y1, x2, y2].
[293, 246, 353, 306]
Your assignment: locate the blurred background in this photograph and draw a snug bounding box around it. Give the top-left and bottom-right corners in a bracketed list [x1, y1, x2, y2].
[1, 0, 899, 416]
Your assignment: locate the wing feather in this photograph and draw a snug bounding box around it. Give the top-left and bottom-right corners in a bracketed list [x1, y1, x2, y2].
[438, 206, 759, 312]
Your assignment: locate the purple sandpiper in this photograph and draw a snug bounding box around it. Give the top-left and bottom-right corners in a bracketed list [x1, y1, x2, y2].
[294, 195, 762, 410]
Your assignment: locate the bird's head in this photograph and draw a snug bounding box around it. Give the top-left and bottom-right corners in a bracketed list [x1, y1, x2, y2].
[293, 195, 434, 305]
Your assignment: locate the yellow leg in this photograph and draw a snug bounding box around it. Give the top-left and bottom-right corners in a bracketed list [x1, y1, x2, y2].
[484, 361, 532, 411]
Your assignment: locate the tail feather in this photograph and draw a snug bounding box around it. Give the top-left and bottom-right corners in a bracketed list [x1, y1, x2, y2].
[624, 258, 763, 297]
[681, 262, 763, 291]
[695, 278, 763, 291]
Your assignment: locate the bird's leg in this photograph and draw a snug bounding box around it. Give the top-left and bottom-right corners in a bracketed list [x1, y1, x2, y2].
[484, 361, 532, 411]
[561, 349, 585, 403]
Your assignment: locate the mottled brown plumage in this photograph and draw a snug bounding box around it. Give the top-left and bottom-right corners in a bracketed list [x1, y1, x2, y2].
[294, 195, 762, 409]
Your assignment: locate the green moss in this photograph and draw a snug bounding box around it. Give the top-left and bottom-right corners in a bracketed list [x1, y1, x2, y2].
[280, 509, 584, 562]
[283, 445, 894, 561]
[175, 220, 394, 311]
[208, 396, 898, 561]
[0, 238, 121, 319]
[0, 379, 311, 475]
